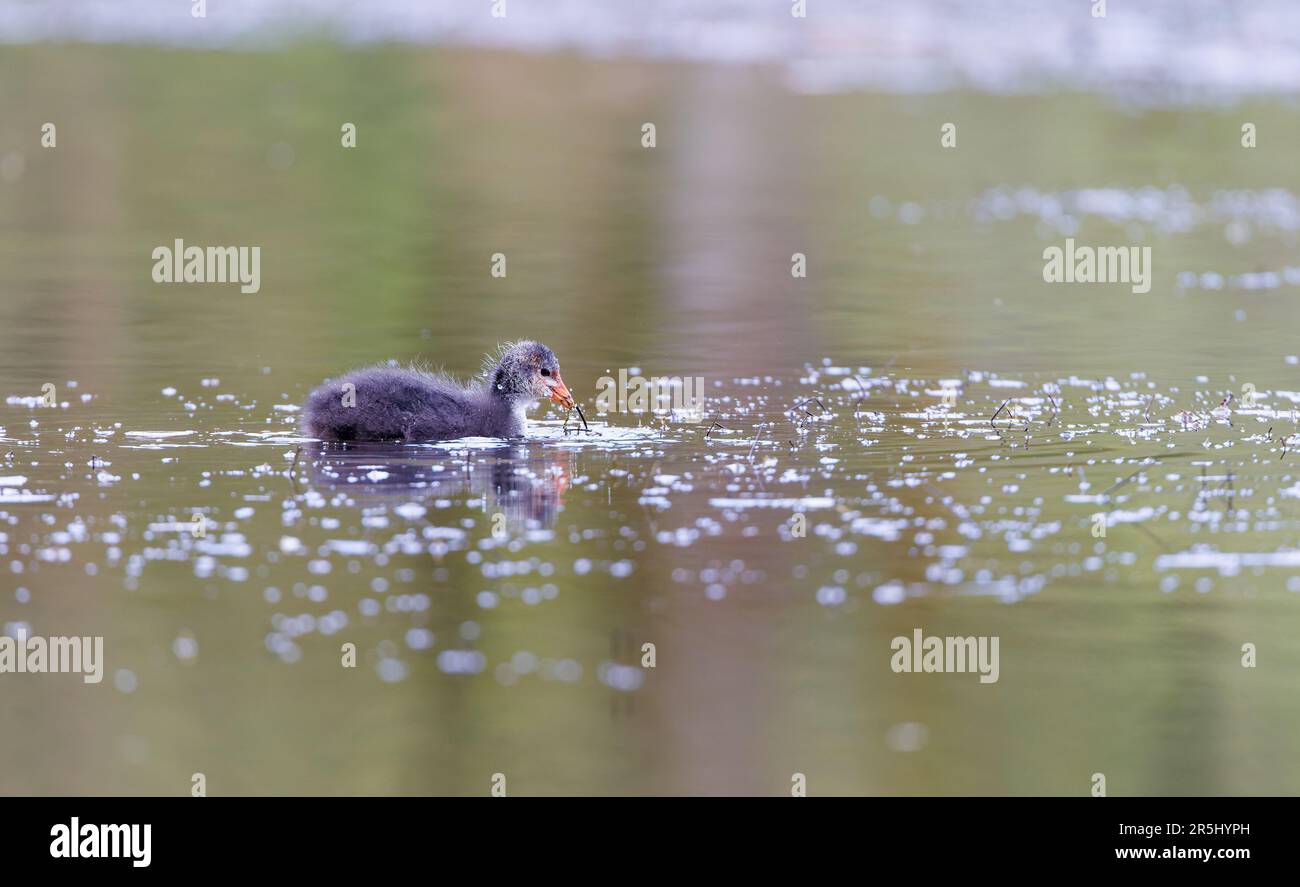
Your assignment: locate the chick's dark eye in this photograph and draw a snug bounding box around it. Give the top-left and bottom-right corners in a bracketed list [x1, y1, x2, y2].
[540, 368, 551, 377]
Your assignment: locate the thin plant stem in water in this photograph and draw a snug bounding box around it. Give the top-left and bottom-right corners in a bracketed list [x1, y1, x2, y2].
[288, 446, 303, 495]
[1100, 460, 1157, 502]
[562, 403, 591, 435]
[990, 399, 1010, 430]
[746, 425, 767, 491]
[844, 377, 868, 420]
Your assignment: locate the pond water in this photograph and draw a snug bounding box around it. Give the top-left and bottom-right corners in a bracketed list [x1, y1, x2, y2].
[1, 43, 1298, 795]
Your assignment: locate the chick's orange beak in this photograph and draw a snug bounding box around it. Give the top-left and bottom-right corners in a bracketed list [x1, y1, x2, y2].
[548, 373, 575, 409]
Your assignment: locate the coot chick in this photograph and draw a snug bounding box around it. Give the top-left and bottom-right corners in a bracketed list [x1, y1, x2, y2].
[301, 341, 575, 442]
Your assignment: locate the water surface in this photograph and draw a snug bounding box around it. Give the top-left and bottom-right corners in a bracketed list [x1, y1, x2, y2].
[2, 44, 1299, 795]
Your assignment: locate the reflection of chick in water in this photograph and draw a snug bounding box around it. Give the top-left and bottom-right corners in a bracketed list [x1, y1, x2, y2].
[300, 443, 571, 530]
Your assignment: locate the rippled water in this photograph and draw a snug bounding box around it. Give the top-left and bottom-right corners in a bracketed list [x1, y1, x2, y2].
[3, 42, 1300, 795]
[9, 0, 1300, 103]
